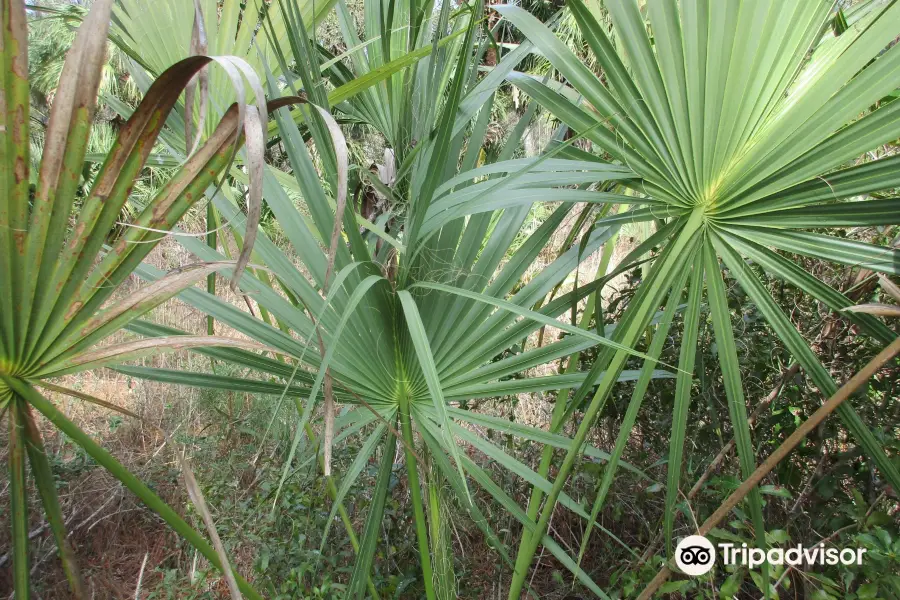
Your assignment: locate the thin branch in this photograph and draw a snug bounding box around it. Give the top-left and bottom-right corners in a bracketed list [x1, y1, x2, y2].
[638, 363, 800, 564]
[636, 337, 900, 600]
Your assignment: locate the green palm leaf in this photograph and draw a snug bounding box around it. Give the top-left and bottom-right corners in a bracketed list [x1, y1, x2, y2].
[0, 0, 278, 595]
[500, 0, 900, 595]
[115, 0, 671, 592]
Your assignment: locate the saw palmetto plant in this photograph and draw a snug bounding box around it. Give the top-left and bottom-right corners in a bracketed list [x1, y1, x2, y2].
[107, 0, 462, 341]
[10, 0, 897, 597]
[27, 1, 173, 225]
[109, 0, 458, 153]
[109, 0, 321, 341]
[497, 0, 900, 596]
[113, 1, 683, 597]
[321, 0, 472, 161]
[110, 0, 336, 156]
[28, 1, 141, 114]
[110, 0, 331, 108]
[0, 0, 280, 596]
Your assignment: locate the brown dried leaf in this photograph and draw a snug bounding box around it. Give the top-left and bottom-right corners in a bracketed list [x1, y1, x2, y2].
[312, 106, 349, 476]
[184, 0, 209, 156]
[43, 336, 271, 377]
[178, 451, 243, 600]
[844, 303, 900, 318]
[316, 106, 350, 290]
[877, 274, 900, 304]
[231, 105, 265, 291]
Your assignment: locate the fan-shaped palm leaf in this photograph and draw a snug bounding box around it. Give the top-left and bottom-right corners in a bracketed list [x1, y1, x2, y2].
[117, 3, 679, 596]
[498, 0, 900, 596]
[111, 0, 329, 120]
[0, 0, 283, 596]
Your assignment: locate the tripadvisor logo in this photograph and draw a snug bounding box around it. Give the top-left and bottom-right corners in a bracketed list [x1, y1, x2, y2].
[675, 535, 867, 576]
[675, 535, 716, 576]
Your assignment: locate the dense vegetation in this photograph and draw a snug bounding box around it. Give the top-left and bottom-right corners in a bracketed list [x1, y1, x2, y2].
[1, 0, 899, 598]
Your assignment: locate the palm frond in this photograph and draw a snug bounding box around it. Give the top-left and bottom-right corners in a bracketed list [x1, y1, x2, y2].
[499, 0, 900, 595]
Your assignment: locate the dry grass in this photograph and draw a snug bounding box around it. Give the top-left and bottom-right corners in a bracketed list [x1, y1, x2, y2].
[0, 230, 267, 598]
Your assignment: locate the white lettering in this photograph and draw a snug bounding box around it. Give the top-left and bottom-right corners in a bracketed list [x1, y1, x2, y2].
[677, 535, 867, 575]
[718, 543, 734, 565]
[748, 548, 766, 569]
[785, 546, 802, 566]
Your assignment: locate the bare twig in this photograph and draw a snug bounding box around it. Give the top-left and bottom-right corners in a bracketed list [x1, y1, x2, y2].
[789, 436, 828, 514]
[134, 552, 150, 600]
[689, 363, 800, 498]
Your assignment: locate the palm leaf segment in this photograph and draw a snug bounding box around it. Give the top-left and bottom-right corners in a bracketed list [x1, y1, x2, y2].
[111, 0, 327, 104]
[499, 0, 900, 595]
[0, 0, 281, 596]
[118, 1, 673, 595]
[322, 0, 471, 156]
[110, 0, 299, 156]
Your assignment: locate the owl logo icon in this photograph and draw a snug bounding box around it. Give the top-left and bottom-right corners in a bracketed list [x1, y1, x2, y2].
[675, 535, 716, 576]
